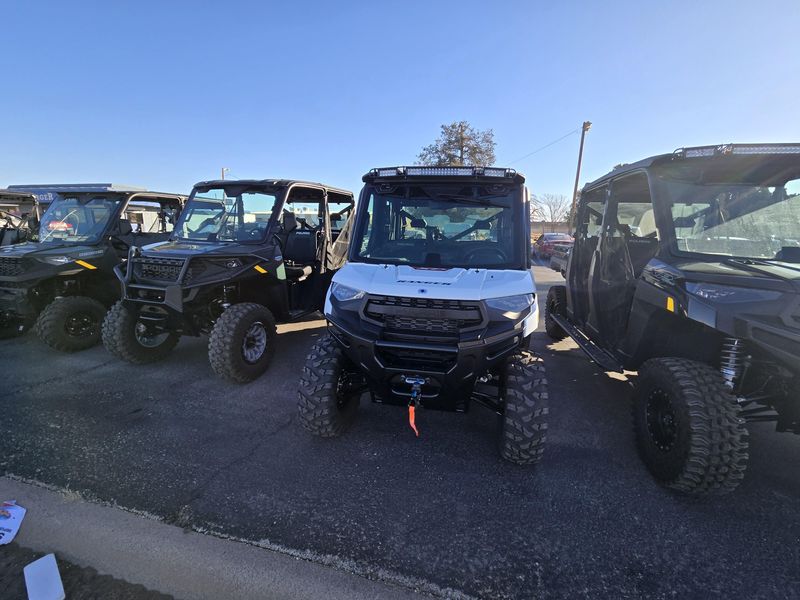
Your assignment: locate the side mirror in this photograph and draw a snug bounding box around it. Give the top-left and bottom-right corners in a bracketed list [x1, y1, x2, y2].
[410, 217, 427, 228]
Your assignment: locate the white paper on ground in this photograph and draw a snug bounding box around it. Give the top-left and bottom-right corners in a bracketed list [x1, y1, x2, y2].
[0, 500, 26, 545]
[24, 553, 66, 600]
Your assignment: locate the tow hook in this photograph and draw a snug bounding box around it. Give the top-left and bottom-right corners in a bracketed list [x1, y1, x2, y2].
[402, 376, 426, 437]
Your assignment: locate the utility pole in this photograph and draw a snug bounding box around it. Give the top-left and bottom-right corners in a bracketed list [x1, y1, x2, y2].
[221, 167, 229, 180]
[569, 121, 592, 229]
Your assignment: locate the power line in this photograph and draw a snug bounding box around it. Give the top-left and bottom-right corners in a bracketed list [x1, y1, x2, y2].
[506, 127, 582, 166]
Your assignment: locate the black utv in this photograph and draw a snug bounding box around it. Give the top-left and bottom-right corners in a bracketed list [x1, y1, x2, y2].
[0, 184, 184, 346]
[545, 143, 800, 495]
[102, 179, 354, 383]
[0, 188, 53, 245]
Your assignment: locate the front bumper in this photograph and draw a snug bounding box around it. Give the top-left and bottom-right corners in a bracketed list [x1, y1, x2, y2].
[327, 296, 538, 411]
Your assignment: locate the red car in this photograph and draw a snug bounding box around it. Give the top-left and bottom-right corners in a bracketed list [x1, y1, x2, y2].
[533, 232, 573, 258]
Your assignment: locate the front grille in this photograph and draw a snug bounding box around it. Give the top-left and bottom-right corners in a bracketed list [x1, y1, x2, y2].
[384, 315, 459, 335]
[0, 257, 24, 277]
[376, 346, 457, 372]
[364, 295, 483, 336]
[134, 257, 188, 283]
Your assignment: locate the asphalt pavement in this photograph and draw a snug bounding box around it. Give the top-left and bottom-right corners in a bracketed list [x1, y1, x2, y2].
[1, 264, 799, 599]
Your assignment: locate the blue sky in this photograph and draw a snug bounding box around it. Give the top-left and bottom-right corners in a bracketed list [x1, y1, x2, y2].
[2, 1, 798, 198]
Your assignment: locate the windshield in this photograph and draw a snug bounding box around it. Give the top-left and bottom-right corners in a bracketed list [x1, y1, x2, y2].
[175, 187, 278, 242]
[661, 176, 800, 261]
[39, 196, 121, 244]
[352, 183, 525, 269]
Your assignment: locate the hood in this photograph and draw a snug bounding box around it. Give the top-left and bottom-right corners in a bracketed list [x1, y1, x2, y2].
[140, 239, 248, 258]
[332, 262, 536, 301]
[680, 258, 800, 292]
[0, 241, 100, 259]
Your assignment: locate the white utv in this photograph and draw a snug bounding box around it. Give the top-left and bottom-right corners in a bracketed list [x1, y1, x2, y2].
[297, 166, 548, 465]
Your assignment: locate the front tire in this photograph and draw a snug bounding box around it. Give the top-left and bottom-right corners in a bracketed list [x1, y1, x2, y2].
[35, 296, 106, 352]
[633, 357, 749, 496]
[298, 334, 360, 437]
[102, 301, 179, 364]
[499, 349, 548, 465]
[208, 303, 276, 383]
[544, 285, 568, 341]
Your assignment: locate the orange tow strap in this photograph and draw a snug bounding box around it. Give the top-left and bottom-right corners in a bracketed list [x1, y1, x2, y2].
[408, 404, 419, 437]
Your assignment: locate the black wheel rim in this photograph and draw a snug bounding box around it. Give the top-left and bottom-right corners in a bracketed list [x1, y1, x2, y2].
[646, 389, 678, 452]
[134, 321, 170, 348]
[64, 312, 97, 338]
[335, 367, 362, 409]
[242, 321, 267, 364]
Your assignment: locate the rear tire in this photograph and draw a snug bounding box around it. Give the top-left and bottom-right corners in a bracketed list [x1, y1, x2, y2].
[298, 334, 360, 437]
[35, 296, 106, 352]
[633, 357, 749, 496]
[499, 349, 548, 465]
[102, 300, 179, 364]
[544, 285, 568, 341]
[208, 302, 276, 383]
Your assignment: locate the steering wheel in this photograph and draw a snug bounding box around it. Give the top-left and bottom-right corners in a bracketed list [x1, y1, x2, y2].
[248, 226, 265, 238]
[464, 247, 508, 265]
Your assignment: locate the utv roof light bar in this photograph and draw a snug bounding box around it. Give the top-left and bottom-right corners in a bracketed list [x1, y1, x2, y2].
[677, 143, 800, 159]
[365, 166, 519, 180]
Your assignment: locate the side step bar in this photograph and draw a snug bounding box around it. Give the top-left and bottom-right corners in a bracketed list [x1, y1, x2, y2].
[551, 314, 624, 372]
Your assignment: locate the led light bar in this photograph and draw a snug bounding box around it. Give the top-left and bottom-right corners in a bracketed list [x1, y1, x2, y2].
[406, 167, 474, 176]
[731, 145, 800, 155]
[684, 147, 716, 158]
[370, 166, 516, 178]
[681, 144, 800, 158]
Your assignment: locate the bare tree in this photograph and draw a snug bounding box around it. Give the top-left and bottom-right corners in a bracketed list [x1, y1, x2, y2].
[417, 121, 496, 166]
[532, 193, 570, 227]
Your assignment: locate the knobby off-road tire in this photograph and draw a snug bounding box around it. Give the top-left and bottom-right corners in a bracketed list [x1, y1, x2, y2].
[499, 349, 549, 465]
[544, 285, 568, 341]
[102, 300, 179, 364]
[35, 296, 106, 352]
[633, 357, 749, 496]
[297, 334, 360, 437]
[208, 302, 276, 383]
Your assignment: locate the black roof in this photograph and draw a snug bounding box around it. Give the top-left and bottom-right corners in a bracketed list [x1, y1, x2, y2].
[362, 166, 525, 184]
[193, 179, 353, 198]
[7, 183, 148, 193]
[5, 184, 185, 204]
[584, 143, 800, 190]
[0, 189, 38, 201]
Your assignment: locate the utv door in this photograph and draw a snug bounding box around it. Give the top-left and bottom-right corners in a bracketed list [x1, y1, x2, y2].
[589, 172, 660, 346]
[567, 186, 607, 330]
[325, 193, 355, 271]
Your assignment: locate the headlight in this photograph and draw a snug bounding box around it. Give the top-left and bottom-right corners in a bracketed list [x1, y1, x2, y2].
[35, 255, 73, 265]
[330, 282, 365, 302]
[685, 282, 782, 303]
[485, 293, 534, 313]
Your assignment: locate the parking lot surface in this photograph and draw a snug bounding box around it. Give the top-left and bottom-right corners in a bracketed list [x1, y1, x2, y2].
[1, 265, 799, 599]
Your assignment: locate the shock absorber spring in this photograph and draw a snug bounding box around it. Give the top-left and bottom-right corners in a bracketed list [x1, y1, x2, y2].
[720, 337, 746, 391]
[221, 285, 235, 309]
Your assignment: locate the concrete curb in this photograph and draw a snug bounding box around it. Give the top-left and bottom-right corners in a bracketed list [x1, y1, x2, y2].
[1, 476, 420, 600]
